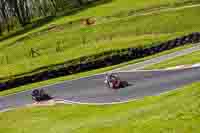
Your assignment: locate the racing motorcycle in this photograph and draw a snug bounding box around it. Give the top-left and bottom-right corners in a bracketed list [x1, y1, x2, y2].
[31, 89, 52, 102]
[104, 73, 129, 89]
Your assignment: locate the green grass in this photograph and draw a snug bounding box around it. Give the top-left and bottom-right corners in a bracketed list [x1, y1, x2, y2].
[0, 44, 193, 96]
[46, 0, 200, 25]
[0, 0, 198, 41]
[0, 0, 190, 48]
[0, 33, 181, 78]
[1, 1, 200, 132]
[1, 81, 200, 133]
[1, 4, 200, 78]
[146, 49, 200, 69]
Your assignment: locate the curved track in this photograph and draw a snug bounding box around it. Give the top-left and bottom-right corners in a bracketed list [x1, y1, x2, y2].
[1, 66, 200, 111]
[1, 4, 200, 112]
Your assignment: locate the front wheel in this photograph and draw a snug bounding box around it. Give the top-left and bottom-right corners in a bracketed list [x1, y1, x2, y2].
[43, 94, 52, 100]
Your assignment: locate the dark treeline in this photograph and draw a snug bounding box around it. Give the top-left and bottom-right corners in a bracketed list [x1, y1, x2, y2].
[0, 0, 98, 35]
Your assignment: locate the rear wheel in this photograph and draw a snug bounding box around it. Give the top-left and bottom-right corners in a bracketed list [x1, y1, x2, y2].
[120, 81, 128, 88]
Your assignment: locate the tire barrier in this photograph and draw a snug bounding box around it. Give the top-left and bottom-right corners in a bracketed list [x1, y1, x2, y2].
[1, 32, 200, 91]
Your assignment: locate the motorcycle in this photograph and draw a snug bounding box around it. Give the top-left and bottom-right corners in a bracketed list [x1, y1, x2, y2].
[31, 89, 52, 102]
[104, 73, 129, 89]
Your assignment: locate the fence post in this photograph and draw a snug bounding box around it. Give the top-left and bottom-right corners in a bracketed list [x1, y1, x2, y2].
[56, 44, 61, 52]
[0, 55, 9, 64]
[56, 40, 64, 52]
[0, 56, 3, 64]
[6, 55, 9, 64]
[0, 56, 4, 64]
[82, 36, 86, 45]
[30, 48, 40, 57]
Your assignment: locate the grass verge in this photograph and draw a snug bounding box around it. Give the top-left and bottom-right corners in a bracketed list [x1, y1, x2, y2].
[1, 81, 200, 133]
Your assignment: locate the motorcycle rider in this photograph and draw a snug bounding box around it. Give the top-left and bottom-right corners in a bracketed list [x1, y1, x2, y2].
[105, 73, 120, 88]
[31, 88, 52, 102]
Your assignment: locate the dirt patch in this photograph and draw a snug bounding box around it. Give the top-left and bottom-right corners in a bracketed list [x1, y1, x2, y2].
[27, 99, 68, 107]
[27, 100, 56, 107]
[48, 24, 65, 32]
[81, 17, 96, 26]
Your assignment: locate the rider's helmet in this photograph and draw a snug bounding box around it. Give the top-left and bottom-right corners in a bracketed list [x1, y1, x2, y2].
[32, 89, 40, 96]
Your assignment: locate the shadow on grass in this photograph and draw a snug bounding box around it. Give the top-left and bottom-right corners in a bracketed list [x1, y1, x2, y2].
[0, 0, 113, 43]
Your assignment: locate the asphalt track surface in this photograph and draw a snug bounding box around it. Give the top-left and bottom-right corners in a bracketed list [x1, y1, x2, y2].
[1, 66, 200, 111]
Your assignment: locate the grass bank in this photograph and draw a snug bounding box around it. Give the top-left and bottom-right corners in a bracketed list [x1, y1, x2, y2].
[1, 5, 200, 78]
[1, 81, 200, 133]
[0, 0, 198, 42]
